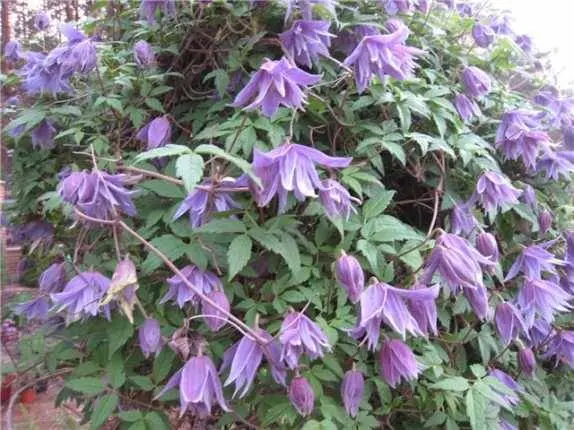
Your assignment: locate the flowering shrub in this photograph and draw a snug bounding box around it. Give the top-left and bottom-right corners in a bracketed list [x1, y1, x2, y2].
[4, 0, 574, 428]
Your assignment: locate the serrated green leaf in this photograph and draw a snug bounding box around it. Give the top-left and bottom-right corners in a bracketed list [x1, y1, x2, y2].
[129, 376, 155, 391]
[152, 348, 175, 384]
[91, 393, 119, 429]
[144, 412, 171, 430]
[197, 219, 246, 234]
[277, 232, 301, 274]
[139, 179, 185, 199]
[141, 234, 187, 273]
[145, 97, 165, 112]
[107, 317, 134, 359]
[66, 377, 106, 396]
[175, 153, 204, 193]
[430, 376, 470, 392]
[118, 410, 144, 422]
[362, 190, 395, 220]
[227, 235, 252, 280]
[466, 388, 487, 430]
[134, 144, 192, 163]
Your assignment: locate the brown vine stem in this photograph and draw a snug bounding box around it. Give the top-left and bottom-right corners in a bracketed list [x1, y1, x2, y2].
[427, 152, 446, 237]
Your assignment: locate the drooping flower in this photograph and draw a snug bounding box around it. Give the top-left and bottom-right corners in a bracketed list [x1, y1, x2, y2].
[279, 20, 335, 68]
[39, 262, 67, 294]
[173, 178, 243, 228]
[538, 210, 552, 234]
[201, 290, 230, 332]
[494, 302, 528, 346]
[138, 318, 163, 358]
[516, 278, 572, 327]
[336, 25, 380, 55]
[379, 339, 420, 387]
[4, 40, 24, 62]
[140, 0, 177, 24]
[489, 369, 522, 407]
[449, 202, 479, 235]
[461, 66, 491, 98]
[463, 286, 490, 321]
[341, 369, 364, 418]
[289, 376, 315, 417]
[453, 94, 480, 122]
[474, 171, 522, 217]
[51, 271, 111, 322]
[343, 20, 424, 94]
[406, 283, 439, 336]
[136, 116, 171, 149]
[536, 150, 574, 181]
[66, 38, 97, 74]
[456, 2, 473, 16]
[133, 40, 156, 69]
[476, 232, 499, 264]
[490, 15, 513, 35]
[522, 184, 537, 209]
[251, 141, 351, 213]
[505, 242, 564, 281]
[518, 347, 536, 377]
[529, 319, 553, 347]
[543, 331, 574, 368]
[31, 119, 57, 150]
[279, 310, 330, 368]
[515, 35, 532, 53]
[160, 265, 222, 308]
[13, 296, 50, 321]
[335, 252, 364, 303]
[416, 0, 431, 14]
[381, 0, 411, 15]
[19, 51, 72, 95]
[318, 179, 360, 220]
[472, 24, 495, 48]
[232, 57, 321, 117]
[155, 355, 230, 417]
[34, 12, 50, 31]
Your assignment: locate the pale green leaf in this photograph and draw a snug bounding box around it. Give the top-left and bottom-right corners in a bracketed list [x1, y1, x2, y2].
[227, 235, 252, 280]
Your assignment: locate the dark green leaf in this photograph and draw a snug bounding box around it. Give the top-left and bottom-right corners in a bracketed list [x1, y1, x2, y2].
[90, 393, 119, 429]
[66, 377, 106, 396]
[227, 235, 252, 280]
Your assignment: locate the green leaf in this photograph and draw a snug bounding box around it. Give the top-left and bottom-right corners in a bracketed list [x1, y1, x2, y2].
[227, 235, 252, 280]
[194, 144, 261, 187]
[66, 377, 106, 396]
[362, 190, 395, 220]
[107, 317, 134, 359]
[91, 393, 119, 429]
[105, 97, 123, 113]
[362, 215, 424, 242]
[133, 144, 191, 163]
[129, 376, 155, 391]
[106, 353, 126, 388]
[430, 376, 470, 392]
[175, 153, 204, 193]
[466, 388, 487, 430]
[145, 97, 165, 113]
[144, 412, 171, 430]
[118, 410, 144, 422]
[204, 69, 230, 99]
[139, 179, 185, 199]
[152, 349, 176, 384]
[141, 234, 187, 273]
[127, 421, 147, 430]
[277, 232, 301, 274]
[196, 219, 246, 234]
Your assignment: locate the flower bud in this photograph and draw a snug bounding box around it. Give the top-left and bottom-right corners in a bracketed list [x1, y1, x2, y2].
[138, 318, 162, 358]
[461, 66, 491, 98]
[472, 23, 495, 48]
[34, 12, 50, 31]
[288, 376, 314, 417]
[538, 210, 552, 234]
[136, 116, 171, 149]
[476, 232, 499, 263]
[494, 302, 527, 346]
[341, 369, 364, 417]
[335, 252, 364, 303]
[133, 40, 156, 69]
[518, 347, 536, 377]
[201, 290, 230, 331]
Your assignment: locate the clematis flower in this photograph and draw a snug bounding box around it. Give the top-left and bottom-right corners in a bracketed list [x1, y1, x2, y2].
[472, 24, 495, 48]
[406, 283, 439, 335]
[543, 331, 574, 368]
[518, 347, 536, 377]
[416, 0, 431, 13]
[463, 285, 490, 320]
[461, 66, 491, 98]
[449, 202, 479, 235]
[341, 369, 364, 418]
[39, 262, 67, 294]
[67, 38, 97, 74]
[381, 0, 411, 15]
[515, 35, 532, 53]
[4, 40, 24, 62]
[279, 310, 330, 368]
[521, 184, 537, 209]
[505, 242, 564, 281]
[476, 232, 499, 264]
[34, 12, 50, 31]
[538, 210, 552, 234]
[474, 171, 521, 217]
[379, 339, 420, 387]
[31, 119, 57, 150]
[136, 116, 171, 149]
[489, 369, 522, 407]
[336, 25, 380, 55]
[529, 319, 553, 347]
[437, 0, 454, 9]
[454, 94, 480, 122]
[318, 179, 360, 220]
[251, 141, 351, 213]
[335, 252, 364, 303]
[51, 271, 111, 322]
[19, 51, 73, 95]
[140, 0, 177, 24]
[289, 376, 315, 417]
[344, 20, 424, 94]
[490, 15, 513, 35]
[517, 278, 572, 327]
[138, 318, 163, 358]
[456, 2, 473, 16]
[494, 302, 528, 346]
[536, 150, 574, 181]
[155, 355, 230, 417]
[133, 40, 156, 69]
[279, 20, 335, 68]
[160, 265, 221, 308]
[201, 290, 230, 332]
[173, 178, 243, 228]
[13, 297, 50, 321]
[232, 57, 321, 117]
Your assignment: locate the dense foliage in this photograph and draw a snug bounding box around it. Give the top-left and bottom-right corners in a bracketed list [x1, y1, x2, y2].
[3, 0, 574, 428]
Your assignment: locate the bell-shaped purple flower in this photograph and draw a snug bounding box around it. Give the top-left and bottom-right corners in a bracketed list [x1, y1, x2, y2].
[489, 369, 522, 407]
[522, 184, 537, 209]
[515, 35, 532, 53]
[173, 178, 242, 228]
[543, 331, 574, 368]
[140, 0, 177, 24]
[19, 51, 72, 95]
[529, 319, 553, 347]
[34, 12, 50, 31]
[472, 23, 495, 48]
[67, 38, 97, 74]
[336, 25, 380, 56]
[490, 15, 513, 36]
[251, 141, 351, 213]
[456, 2, 473, 16]
[279, 310, 330, 368]
[494, 302, 528, 346]
[201, 290, 230, 332]
[160, 264, 221, 308]
[416, 0, 431, 13]
[138, 318, 162, 358]
[463, 285, 490, 321]
[31, 119, 57, 150]
[536, 150, 574, 181]
[379, 339, 420, 387]
[454, 94, 480, 122]
[39, 262, 67, 294]
[136, 115, 171, 149]
[518, 347, 536, 377]
[517, 278, 572, 327]
[289, 376, 315, 417]
[232, 57, 321, 117]
[475, 171, 521, 217]
[382, 0, 411, 15]
[461, 66, 491, 98]
[134, 40, 156, 69]
[505, 242, 564, 281]
[13, 296, 50, 321]
[406, 283, 439, 336]
[4, 40, 24, 62]
[476, 232, 499, 264]
[279, 20, 334, 68]
[449, 202, 479, 235]
[319, 179, 360, 220]
[155, 355, 230, 417]
[538, 210, 552, 234]
[341, 369, 364, 418]
[335, 252, 364, 303]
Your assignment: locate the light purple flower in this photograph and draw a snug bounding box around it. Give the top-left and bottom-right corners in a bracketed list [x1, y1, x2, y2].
[133, 40, 156, 69]
[461, 66, 491, 98]
[494, 302, 528, 346]
[279, 20, 335, 68]
[472, 24, 495, 48]
[453, 94, 480, 122]
[318, 179, 360, 220]
[517, 278, 572, 327]
[437, 0, 454, 9]
[4, 40, 24, 62]
[521, 184, 537, 209]
[232, 57, 321, 117]
[463, 285, 490, 320]
[34, 12, 50, 31]
[13, 297, 50, 321]
[19, 51, 73, 95]
[160, 264, 221, 308]
[536, 150, 574, 181]
[406, 283, 439, 336]
[490, 15, 513, 35]
[139, 318, 162, 358]
[489, 369, 522, 407]
[515, 35, 532, 53]
[336, 25, 380, 56]
[66, 38, 97, 74]
[155, 355, 230, 417]
[505, 242, 564, 281]
[279, 310, 330, 368]
[289, 376, 315, 417]
[518, 347, 536, 377]
[31, 119, 57, 150]
[476, 232, 499, 264]
[381, 0, 411, 15]
[341, 369, 364, 418]
[475, 171, 521, 217]
[251, 141, 351, 213]
[140, 0, 177, 24]
[543, 331, 574, 368]
[379, 339, 420, 387]
[201, 290, 230, 332]
[335, 252, 364, 303]
[456, 2, 472, 16]
[343, 20, 424, 94]
[136, 115, 171, 149]
[529, 319, 553, 347]
[416, 0, 431, 14]
[538, 210, 552, 234]
[449, 202, 479, 235]
[39, 262, 67, 294]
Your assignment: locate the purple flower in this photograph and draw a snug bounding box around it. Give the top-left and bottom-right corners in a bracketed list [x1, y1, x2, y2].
[518, 347, 536, 377]
[173, 178, 242, 228]
[536, 150, 574, 181]
[289, 376, 315, 417]
[494, 302, 528, 346]
[136, 116, 171, 149]
[543, 331, 574, 368]
[335, 252, 364, 303]
[472, 24, 495, 48]
[381, 0, 411, 15]
[538, 210, 552, 234]
[522, 184, 537, 209]
[461, 66, 491, 98]
[379, 339, 420, 387]
[279, 310, 330, 368]
[529, 319, 553, 347]
[201, 290, 230, 332]
[406, 283, 439, 336]
[232, 57, 321, 117]
[4, 40, 24, 62]
[65, 37, 98, 74]
[344, 21, 424, 94]
[454, 94, 480, 122]
[51, 271, 111, 322]
[416, 0, 431, 14]
[515, 35, 532, 53]
[31, 119, 57, 150]
[279, 20, 334, 68]
[34, 12, 50, 31]
[140, 0, 177, 24]
[39, 262, 67, 294]
[133, 40, 156, 69]
[490, 15, 513, 36]
[517, 278, 572, 327]
[475, 171, 521, 217]
[13, 297, 50, 321]
[155, 355, 230, 417]
[476, 232, 499, 264]
[160, 264, 221, 308]
[456, 2, 473, 16]
[489, 369, 522, 407]
[505, 242, 564, 281]
[318, 179, 360, 220]
[251, 141, 351, 213]
[19, 51, 72, 95]
[449, 202, 479, 235]
[139, 318, 162, 358]
[341, 369, 364, 417]
[336, 25, 380, 56]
